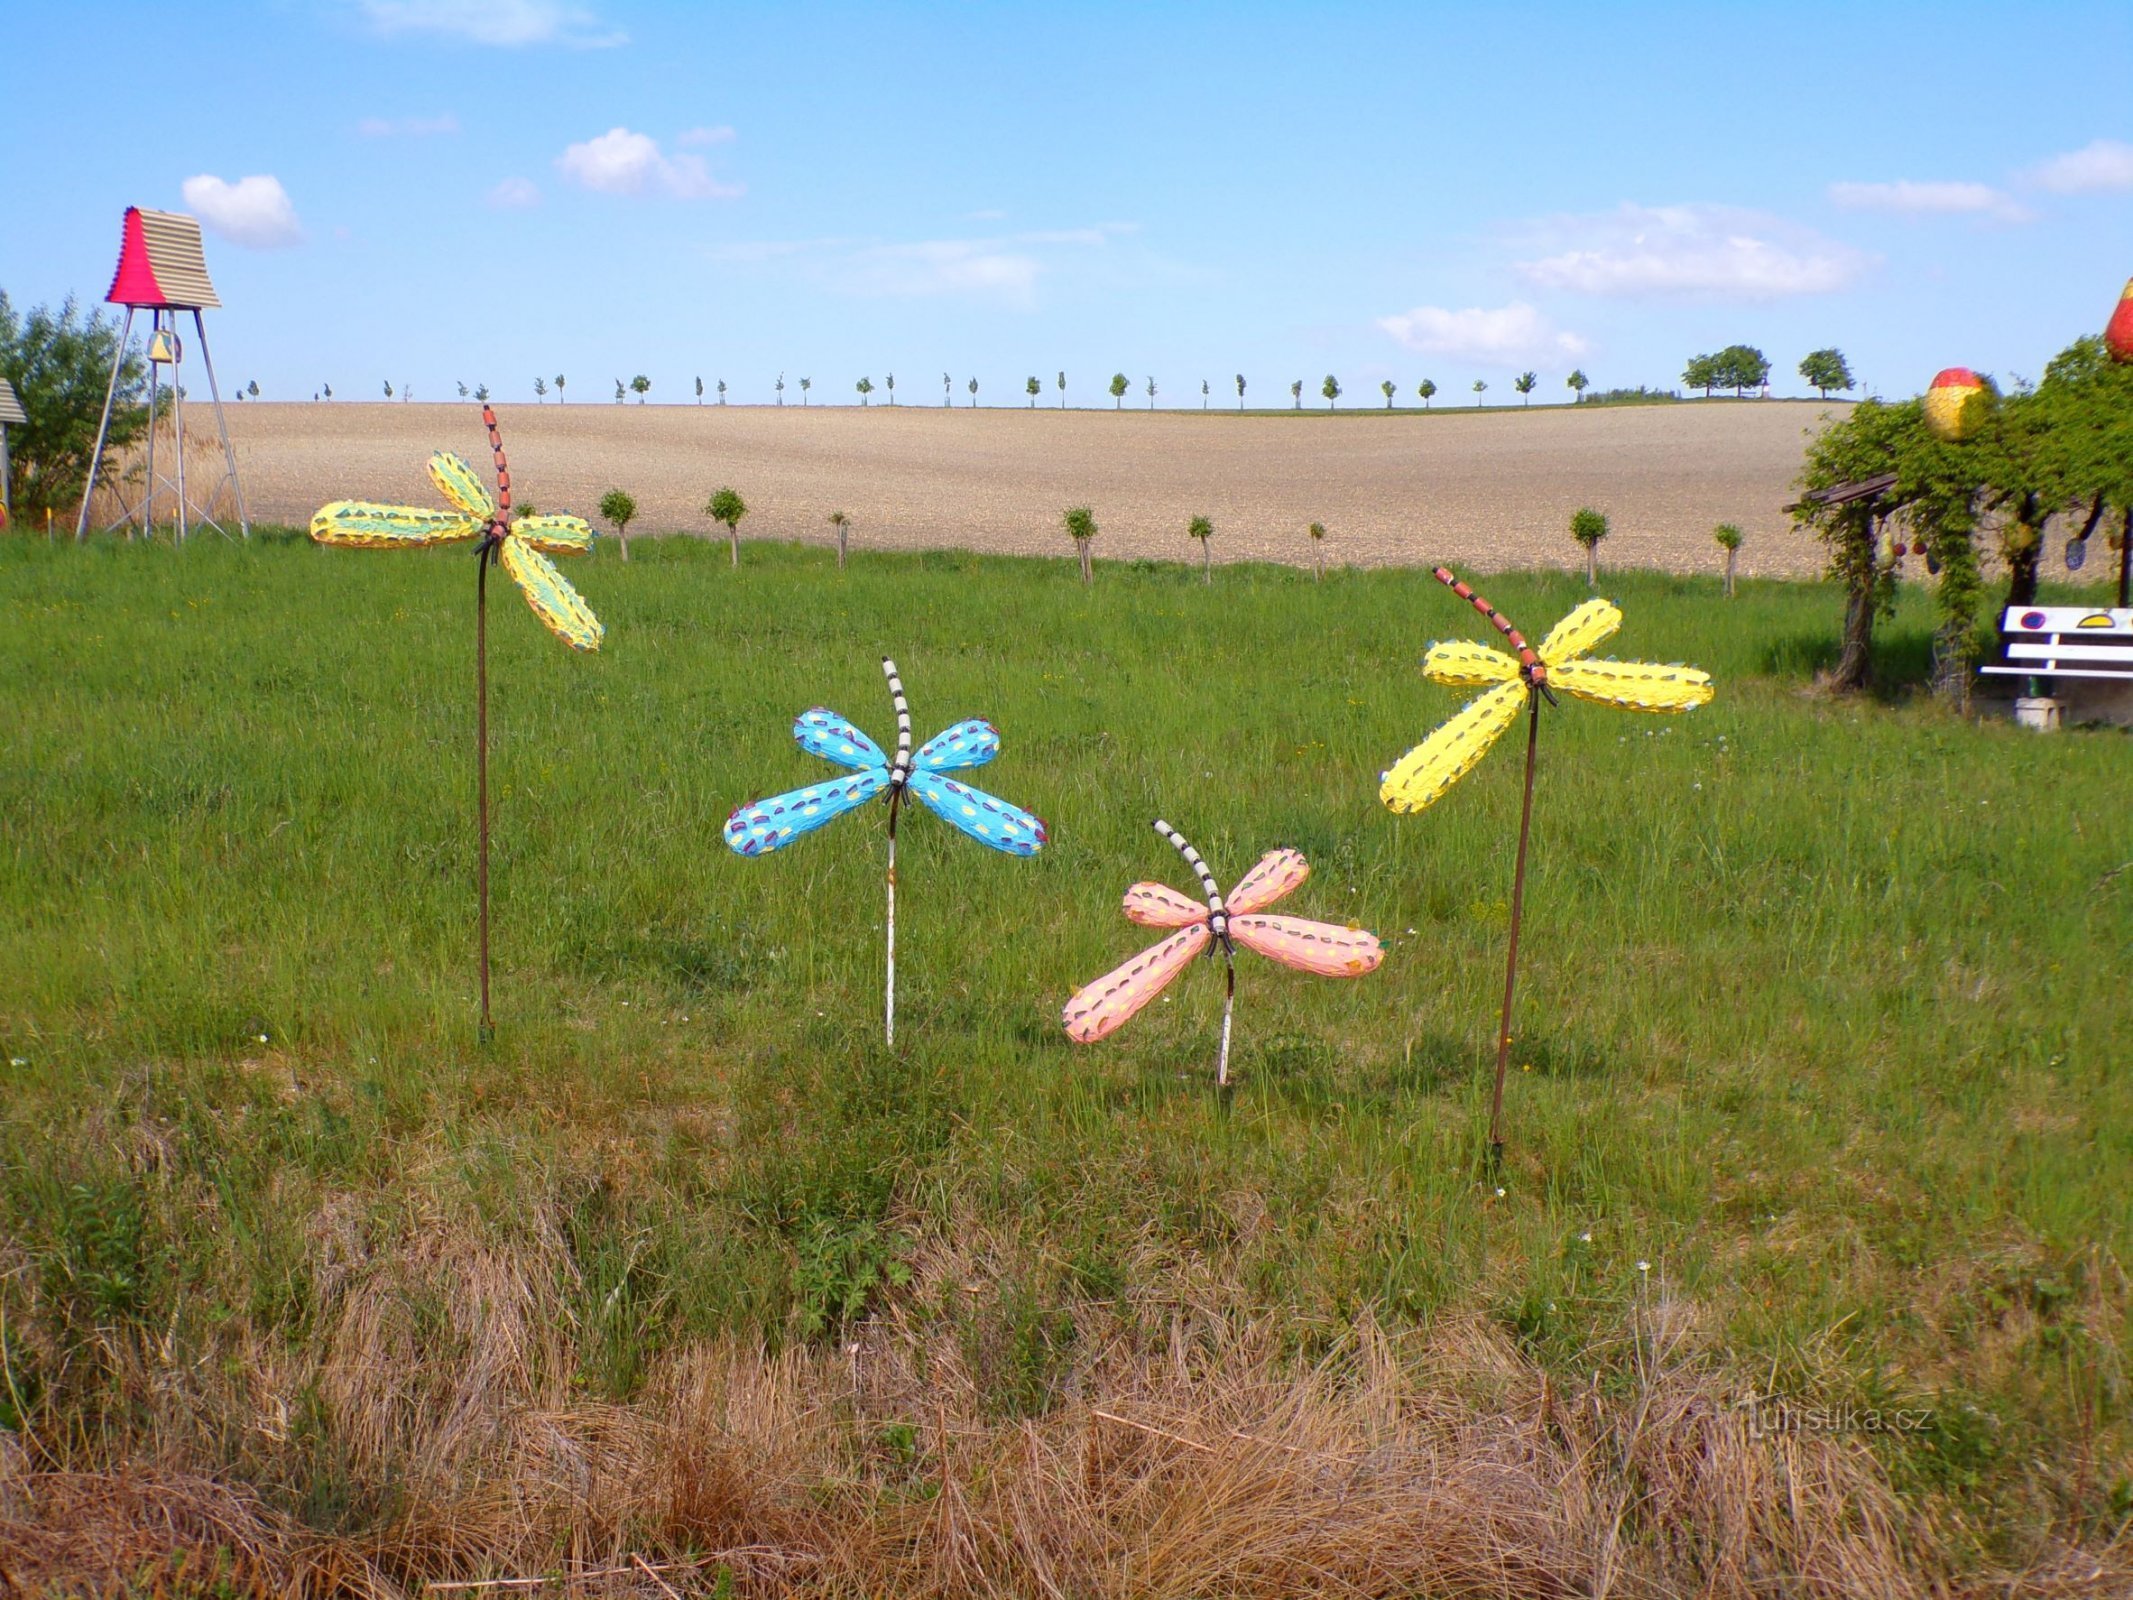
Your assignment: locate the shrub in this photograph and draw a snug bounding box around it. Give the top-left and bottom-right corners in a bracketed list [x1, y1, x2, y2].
[0, 292, 148, 524]
[1570, 507, 1609, 588]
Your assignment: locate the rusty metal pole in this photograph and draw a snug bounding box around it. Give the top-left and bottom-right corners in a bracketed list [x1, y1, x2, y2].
[1488, 690, 1543, 1163]
[476, 543, 494, 1042]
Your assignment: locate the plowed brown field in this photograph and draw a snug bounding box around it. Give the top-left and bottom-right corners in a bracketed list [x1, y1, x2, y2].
[223, 398, 1847, 577]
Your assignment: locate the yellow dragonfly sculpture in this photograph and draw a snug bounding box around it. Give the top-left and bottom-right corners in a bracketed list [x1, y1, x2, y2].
[309, 407, 602, 1037]
[1382, 567, 1713, 1159]
[309, 405, 602, 650]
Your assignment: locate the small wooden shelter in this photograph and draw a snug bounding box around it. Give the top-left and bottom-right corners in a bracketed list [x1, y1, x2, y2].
[0, 376, 24, 524]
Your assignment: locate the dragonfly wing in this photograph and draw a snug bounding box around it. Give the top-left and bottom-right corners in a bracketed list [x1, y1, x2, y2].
[428, 452, 495, 520]
[1064, 925, 1210, 1042]
[309, 502, 481, 547]
[1232, 914, 1383, 978]
[511, 513, 595, 555]
[1537, 599, 1622, 668]
[907, 768, 1046, 855]
[913, 718, 1000, 772]
[499, 537, 604, 650]
[1423, 639, 1519, 688]
[1380, 678, 1528, 815]
[1124, 881, 1207, 928]
[1550, 657, 1714, 712]
[725, 766, 889, 855]
[795, 708, 887, 770]
[1228, 848, 1309, 915]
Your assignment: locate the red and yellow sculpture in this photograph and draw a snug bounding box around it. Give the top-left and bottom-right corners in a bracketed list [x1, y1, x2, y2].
[2105, 278, 2133, 365]
[1923, 367, 1990, 442]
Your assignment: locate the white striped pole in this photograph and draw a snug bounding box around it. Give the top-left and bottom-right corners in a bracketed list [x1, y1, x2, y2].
[1153, 819, 1236, 1086]
[882, 659, 913, 1048]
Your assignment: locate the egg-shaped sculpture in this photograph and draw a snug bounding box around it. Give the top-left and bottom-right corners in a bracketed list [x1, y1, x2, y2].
[1923, 367, 1989, 442]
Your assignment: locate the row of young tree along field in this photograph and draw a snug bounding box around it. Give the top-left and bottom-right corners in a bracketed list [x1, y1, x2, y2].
[1793, 333, 2133, 701]
[294, 359, 1858, 410]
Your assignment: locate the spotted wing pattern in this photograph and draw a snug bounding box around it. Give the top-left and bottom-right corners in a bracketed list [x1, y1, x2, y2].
[1123, 881, 1207, 928]
[1549, 658, 1714, 712]
[1423, 639, 1520, 688]
[906, 768, 1046, 855]
[1379, 678, 1529, 815]
[511, 514, 595, 555]
[913, 718, 1001, 772]
[499, 537, 604, 651]
[1227, 848, 1309, 915]
[1537, 599, 1621, 667]
[794, 708, 888, 771]
[309, 502, 482, 548]
[1063, 925, 1211, 1043]
[724, 767, 891, 855]
[1231, 915, 1383, 978]
[428, 452, 495, 520]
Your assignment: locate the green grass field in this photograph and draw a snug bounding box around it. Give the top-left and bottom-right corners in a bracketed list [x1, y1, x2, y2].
[3, 531, 2129, 1590]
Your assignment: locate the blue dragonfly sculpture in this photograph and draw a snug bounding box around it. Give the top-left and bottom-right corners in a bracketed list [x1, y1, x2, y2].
[725, 657, 1046, 1043]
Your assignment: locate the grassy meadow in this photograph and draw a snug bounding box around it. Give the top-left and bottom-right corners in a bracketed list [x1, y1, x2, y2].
[3, 529, 2131, 1593]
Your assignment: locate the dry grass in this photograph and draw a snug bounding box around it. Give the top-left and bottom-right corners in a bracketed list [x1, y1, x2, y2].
[217, 400, 1846, 577]
[5, 1221, 2122, 1599]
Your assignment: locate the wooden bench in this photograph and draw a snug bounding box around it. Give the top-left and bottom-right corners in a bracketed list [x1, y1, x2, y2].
[1982, 606, 2133, 727]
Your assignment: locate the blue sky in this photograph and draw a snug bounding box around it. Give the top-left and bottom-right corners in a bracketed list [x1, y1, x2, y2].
[6, 1, 2129, 406]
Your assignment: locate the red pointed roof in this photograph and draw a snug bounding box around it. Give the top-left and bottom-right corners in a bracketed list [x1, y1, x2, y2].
[105, 207, 220, 309]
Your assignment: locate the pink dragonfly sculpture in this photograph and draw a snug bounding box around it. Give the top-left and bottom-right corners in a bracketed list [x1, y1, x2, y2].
[1064, 820, 1382, 1086]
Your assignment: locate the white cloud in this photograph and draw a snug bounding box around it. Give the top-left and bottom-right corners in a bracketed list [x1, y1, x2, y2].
[357, 112, 461, 137]
[1828, 179, 2029, 222]
[840, 240, 1041, 301]
[355, 0, 624, 46]
[706, 223, 1140, 306]
[555, 127, 742, 199]
[486, 177, 541, 209]
[1376, 302, 1589, 364]
[2029, 138, 2133, 194]
[181, 174, 304, 248]
[674, 125, 736, 148]
[1513, 203, 1870, 300]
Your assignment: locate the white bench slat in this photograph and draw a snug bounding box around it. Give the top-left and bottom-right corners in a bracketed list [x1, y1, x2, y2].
[2003, 641, 2133, 664]
[1981, 664, 2133, 680]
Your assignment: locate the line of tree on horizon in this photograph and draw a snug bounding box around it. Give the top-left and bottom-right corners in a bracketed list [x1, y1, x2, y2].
[277, 349, 1863, 411]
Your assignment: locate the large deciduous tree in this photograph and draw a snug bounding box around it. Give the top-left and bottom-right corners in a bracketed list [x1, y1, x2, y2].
[0, 292, 147, 522]
[1798, 348, 1853, 400]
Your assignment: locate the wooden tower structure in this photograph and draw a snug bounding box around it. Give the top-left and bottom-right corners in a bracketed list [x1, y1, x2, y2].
[76, 207, 249, 540]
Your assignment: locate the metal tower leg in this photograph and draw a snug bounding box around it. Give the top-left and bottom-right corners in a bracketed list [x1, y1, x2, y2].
[173, 322, 190, 545]
[75, 306, 135, 540]
[193, 309, 248, 538]
[141, 318, 160, 542]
